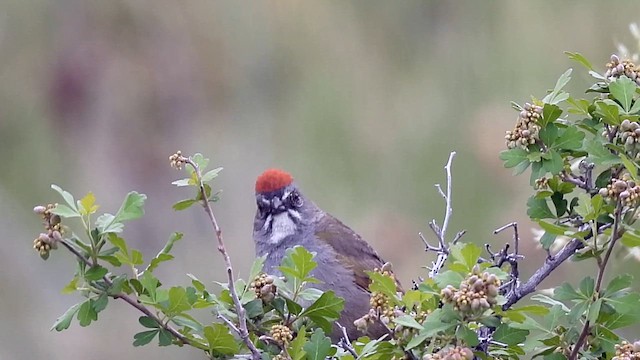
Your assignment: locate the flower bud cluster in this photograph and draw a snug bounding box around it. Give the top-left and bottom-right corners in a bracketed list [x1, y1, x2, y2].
[505, 103, 543, 150]
[619, 119, 640, 153]
[249, 273, 277, 303]
[605, 55, 640, 85]
[270, 324, 293, 346]
[169, 150, 186, 170]
[355, 265, 402, 331]
[598, 173, 640, 207]
[440, 266, 500, 315]
[534, 177, 549, 190]
[422, 346, 474, 360]
[613, 340, 640, 360]
[33, 204, 62, 259]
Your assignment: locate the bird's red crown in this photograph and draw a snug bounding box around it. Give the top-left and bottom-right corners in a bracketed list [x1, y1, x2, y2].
[255, 168, 293, 193]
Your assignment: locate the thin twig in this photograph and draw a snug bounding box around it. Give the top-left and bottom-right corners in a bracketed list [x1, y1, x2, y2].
[570, 200, 623, 360]
[426, 151, 458, 278]
[336, 323, 358, 358]
[184, 158, 262, 360]
[58, 239, 199, 349]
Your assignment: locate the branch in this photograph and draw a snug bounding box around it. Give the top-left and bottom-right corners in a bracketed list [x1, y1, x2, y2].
[183, 157, 262, 360]
[423, 151, 463, 279]
[502, 237, 584, 309]
[58, 239, 200, 349]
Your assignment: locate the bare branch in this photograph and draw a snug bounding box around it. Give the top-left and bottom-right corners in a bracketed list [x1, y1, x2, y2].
[336, 323, 358, 358]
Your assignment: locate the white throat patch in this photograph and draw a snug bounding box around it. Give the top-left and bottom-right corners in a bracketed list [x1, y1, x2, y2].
[267, 212, 297, 244]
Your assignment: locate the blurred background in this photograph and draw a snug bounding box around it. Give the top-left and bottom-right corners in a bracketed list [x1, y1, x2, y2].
[2, 1, 640, 359]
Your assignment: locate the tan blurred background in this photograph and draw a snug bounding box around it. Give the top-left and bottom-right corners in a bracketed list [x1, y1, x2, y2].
[2, 1, 639, 359]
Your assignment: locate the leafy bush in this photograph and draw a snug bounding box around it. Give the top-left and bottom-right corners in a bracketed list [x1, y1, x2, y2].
[30, 51, 640, 360]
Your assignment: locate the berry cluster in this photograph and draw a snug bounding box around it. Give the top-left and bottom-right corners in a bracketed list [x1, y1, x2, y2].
[598, 174, 640, 207]
[270, 324, 293, 346]
[33, 204, 62, 260]
[422, 346, 474, 360]
[605, 55, 640, 85]
[619, 119, 640, 153]
[250, 273, 277, 302]
[505, 103, 543, 150]
[168, 150, 186, 170]
[441, 266, 500, 316]
[613, 340, 640, 360]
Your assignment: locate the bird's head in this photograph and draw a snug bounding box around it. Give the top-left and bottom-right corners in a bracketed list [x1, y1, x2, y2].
[253, 169, 315, 245]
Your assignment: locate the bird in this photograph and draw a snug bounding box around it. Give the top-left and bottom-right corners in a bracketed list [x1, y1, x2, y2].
[252, 168, 398, 341]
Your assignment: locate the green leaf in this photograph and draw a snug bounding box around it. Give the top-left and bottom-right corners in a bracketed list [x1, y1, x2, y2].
[157, 329, 173, 346]
[288, 325, 307, 360]
[394, 314, 423, 329]
[587, 298, 603, 324]
[303, 329, 333, 360]
[541, 104, 562, 126]
[171, 178, 193, 187]
[51, 303, 81, 331]
[92, 293, 108, 313]
[621, 230, 640, 247]
[500, 149, 529, 169]
[565, 52, 594, 71]
[451, 242, 481, 272]
[609, 75, 637, 112]
[603, 274, 633, 297]
[279, 246, 318, 282]
[50, 204, 80, 218]
[539, 124, 558, 146]
[130, 249, 144, 265]
[299, 291, 345, 335]
[567, 97, 591, 115]
[84, 266, 108, 281]
[595, 100, 622, 125]
[191, 153, 210, 172]
[542, 150, 564, 175]
[248, 255, 266, 284]
[542, 69, 572, 105]
[537, 221, 571, 236]
[51, 184, 78, 211]
[492, 324, 529, 345]
[145, 254, 173, 274]
[367, 271, 400, 300]
[167, 286, 192, 314]
[456, 324, 479, 347]
[172, 315, 203, 332]
[584, 138, 622, 166]
[554, 282, 581, 301]
[77, 299, 98, 327]
[139, 316, 159, 329]
[578, 277, 595, 297]
[620, 154, 639, 179]
[95, 213, 122, 234]
[202, 167, 223, 182]
[139, 271, 159, 300]
[203, 323, 239, 355]
[433, 270, 464, 289]
[527, 196, 555, 219]
[61, 276, 79, 294]
[133, 330, 158, 347]
[553, 127, 585, 151]
[113, 192, 147, 223]
[78, 192, 99, 216]
[172, 199, 196, 211]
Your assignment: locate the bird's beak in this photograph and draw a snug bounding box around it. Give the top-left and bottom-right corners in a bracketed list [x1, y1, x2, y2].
[271, 197, 286, 212]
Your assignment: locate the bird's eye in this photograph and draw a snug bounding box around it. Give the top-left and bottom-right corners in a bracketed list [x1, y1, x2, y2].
[288, 191, 303, 208]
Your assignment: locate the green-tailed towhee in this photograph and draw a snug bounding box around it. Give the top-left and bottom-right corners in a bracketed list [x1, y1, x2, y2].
[253, 168, 399, 341]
